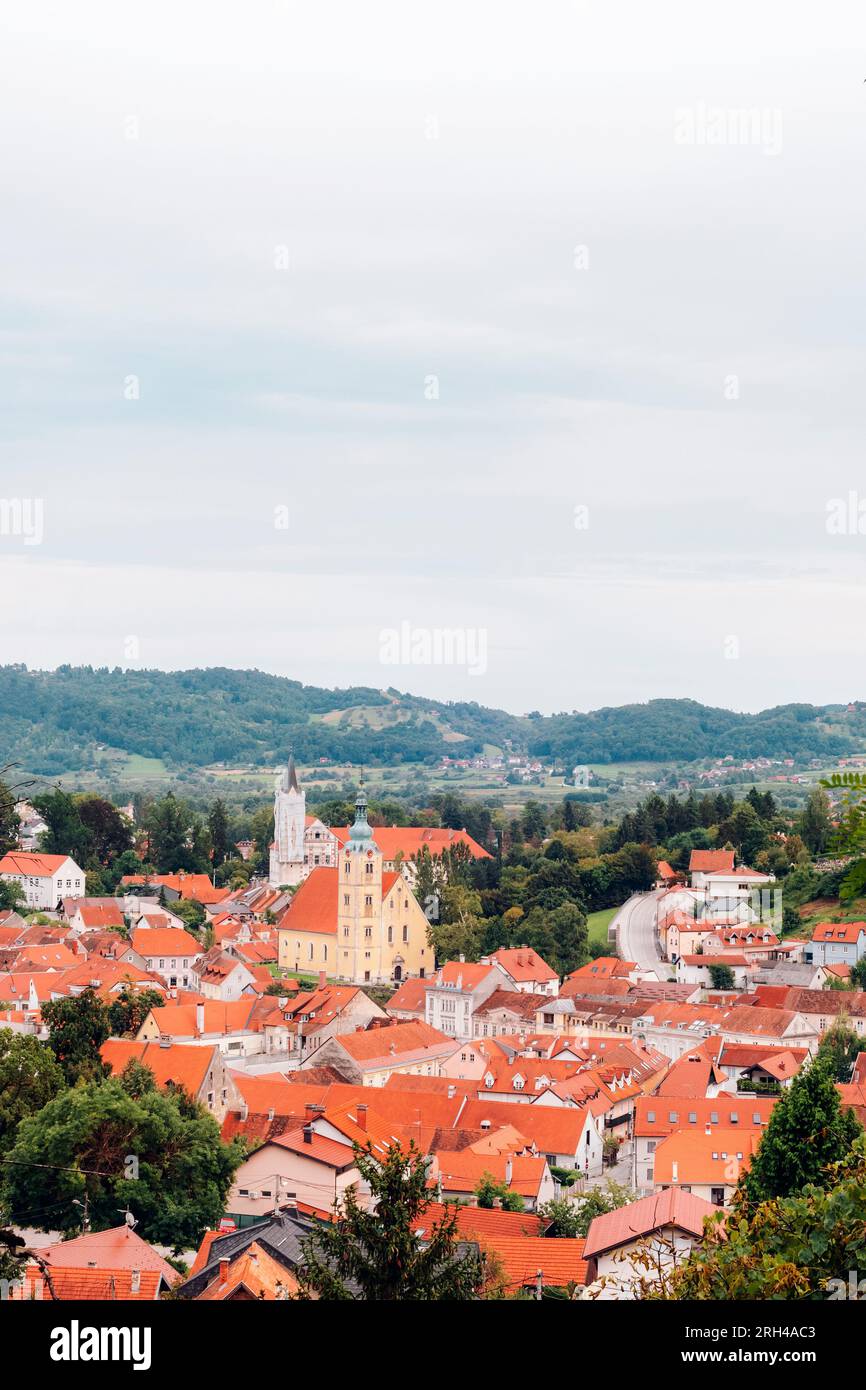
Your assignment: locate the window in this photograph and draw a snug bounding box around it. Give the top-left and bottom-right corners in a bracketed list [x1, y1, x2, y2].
[668, 1112, 678, 1123]
[402, 925, 408, 942]
[366, 862, 374, 875]
[344, 862, 351, 875]
[344, 894, 350, 906]
[688, 1112, 697, 1124]
[388, 926, 393, 943]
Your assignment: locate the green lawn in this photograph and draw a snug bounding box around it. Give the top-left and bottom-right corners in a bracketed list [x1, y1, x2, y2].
[586, 906, 618, 951]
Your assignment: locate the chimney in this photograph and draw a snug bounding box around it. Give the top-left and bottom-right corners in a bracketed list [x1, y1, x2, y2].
[219, 1259, 229, 1284]
[480, 1119, 491, 1131]
[705, 1124, 712, 1137]
[196, 1002, 205, 1034]
[672, 1161, 679, 1184]
[303, 1124, 314, 1144]
[240, 1103, 248, 1121]
[318, 970, 327, 990]
[447, 1084, 455, 1099]
[356, 1104, 367, 1131]
[505, 1158, 513, 1186]
[458, 953, 465, 964]
[267, 1108, 275, 1122]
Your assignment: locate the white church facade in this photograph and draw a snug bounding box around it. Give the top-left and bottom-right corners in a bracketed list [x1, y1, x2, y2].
[269, 753, 339, 887]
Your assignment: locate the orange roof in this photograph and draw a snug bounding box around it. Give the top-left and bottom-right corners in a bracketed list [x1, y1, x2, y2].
[101, 1039, 213, 1096]
[458, 1099, 590, 1154]
[633, 1095, 776, 1138]
[121, 873, 229, 905]
[489, 948, 558, 984]
[0, 851, 74, 876]
[656, 860, 678, 880]
[432, 1150, 547, 1198]
[811, 921, 866, 943]
[130, 926, 203, 957]
[689, 850, 735, 873]
[332, 825, 490, 861]
[414, 1200, 544, 1239]
[75, 902, 125, 929]
[147, 999, 257, 1037]
[22, 1266, 166, 1300]
[195, 1241, 297, 1301]
[276, 868, 338, 935]
[334, 1019, 452, 1065]
[653, 1128, 760, 1186]
[387, 977, 428, 1013]
[568, 957, 635, 980]
[435, 960, 500, 990]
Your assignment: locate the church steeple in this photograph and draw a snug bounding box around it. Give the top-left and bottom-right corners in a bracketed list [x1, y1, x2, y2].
[280, 749, 300, 793]
[346, 779, 378, 852]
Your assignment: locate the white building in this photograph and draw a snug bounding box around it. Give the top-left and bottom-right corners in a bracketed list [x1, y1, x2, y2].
[0, 851, 85, 910]
[268, 753, 340, 888]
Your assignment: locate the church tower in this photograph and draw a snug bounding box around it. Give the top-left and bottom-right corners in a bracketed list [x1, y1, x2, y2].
[269, 751, 307, 887]
[337, 784, 385, 983]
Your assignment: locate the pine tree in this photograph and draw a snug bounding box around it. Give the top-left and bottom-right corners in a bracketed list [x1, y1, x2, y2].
[295, 1142, 484, 1300]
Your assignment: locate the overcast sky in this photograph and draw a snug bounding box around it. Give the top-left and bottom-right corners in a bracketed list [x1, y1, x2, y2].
[1, 1, 865, 716]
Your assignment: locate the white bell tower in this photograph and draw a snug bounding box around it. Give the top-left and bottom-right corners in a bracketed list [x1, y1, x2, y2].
[269, 751, 306, 886]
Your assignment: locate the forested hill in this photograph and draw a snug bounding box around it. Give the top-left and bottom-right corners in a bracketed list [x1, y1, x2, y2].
[0, 665, 863, 777]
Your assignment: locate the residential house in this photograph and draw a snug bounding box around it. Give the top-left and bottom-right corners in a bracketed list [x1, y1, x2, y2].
[807, 921, 866, 968]
[584, 1187, 719, 1298]
[13, 1225, 180, 1301]
[101, 1038, 241, 1121]
[306, 1018, 454, 1086]
[129, 926, 203, 989]
[0, 851, 85, 910]
[488, 948, 559, 996]
[425, 959, 513, 1038]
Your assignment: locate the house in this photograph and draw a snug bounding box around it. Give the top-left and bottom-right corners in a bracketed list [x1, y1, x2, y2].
[584, 1187, 719, 1298]
[225, 1099, 408, 1223]
[13, 1224, 181, 1301]
[807, 921, 866, 968]
[192, 948, 258, 1000]
[275, 788, 432, 985]
[120, 872, 230, 907]
[458, 1098, 604, 1176]
[129, 926, 203, 989]
[472, 989, 548, 1038]
[260, 975, 386, 1061]
[653, 1127, 761, 1205]
[412, 1202, 588, 1294]
[307, 1019, 455, 1086]
[65, 898, 126, 933]
[386, 975, 429, 1021]
[425, 959, 513, 1038]
[101, 1038, 241, 1120]
[488, 948, 559, 996]
[632, 1095, 776, 1193]
[0, 851, 85, 910]
[179, 1212, 314, 1298]
[430, 1150, 555, 1211]
[675, 955, 753, 989]
[688, 849, 736, 889]
[137, 996, 268, 1059]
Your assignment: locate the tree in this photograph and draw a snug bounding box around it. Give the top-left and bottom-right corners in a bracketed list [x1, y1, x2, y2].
[0, 1031, 65, 1156]
[737, 1053, 861, 1208]
[145, 793, 207, 874]
[168, 898, 206, 932]
[76, 795, 133, 866]
[0, 1067, 243, 1253]
[107, 987, 165, 1039]
[0, 776, 20, 856]
[540, 1180, 634, 1237]
[655, 1135, 866, 1300]
[708, 964, 735, 991]
[0, 880, 25, 913]
[41, 988, 111, 1085]
[851, 958, 866, 991]
[818, 1016, 866, 1082]
[33, 788, 90, 863]
[799, 787, 832, 855]
[295, 1141, 484, 1300]
[207, 798, 230, 868]
[475, 1172, 525, 1212]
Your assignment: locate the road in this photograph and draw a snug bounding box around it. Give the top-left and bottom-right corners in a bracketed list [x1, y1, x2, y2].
[610, 889, 667, 977]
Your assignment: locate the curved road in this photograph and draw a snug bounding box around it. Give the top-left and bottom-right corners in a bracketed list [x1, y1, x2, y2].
[610, 889, 667, 977]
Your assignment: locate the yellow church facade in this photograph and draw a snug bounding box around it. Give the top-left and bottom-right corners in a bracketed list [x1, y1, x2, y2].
[276, 788, 432, 985]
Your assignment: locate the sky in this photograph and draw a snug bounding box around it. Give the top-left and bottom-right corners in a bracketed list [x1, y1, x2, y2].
[1, 1, 866, 717]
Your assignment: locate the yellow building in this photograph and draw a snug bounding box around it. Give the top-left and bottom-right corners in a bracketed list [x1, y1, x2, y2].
[276, 788, 432, 985]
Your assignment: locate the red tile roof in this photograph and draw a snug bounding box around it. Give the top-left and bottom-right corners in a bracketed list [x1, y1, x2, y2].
[489, 948, 558, 984]
[102, 1039, 213, 1097]
[584, 1187, 719, 1258]
[332, 825, 491, 861]
[689, 850, 735, 873]
[810, 921, 866, 943]
[0, 851, 74, 876]
[130, 926, 203, 957]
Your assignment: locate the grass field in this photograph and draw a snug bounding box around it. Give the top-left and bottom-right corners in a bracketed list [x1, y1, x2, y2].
[586, 905, 618, 951]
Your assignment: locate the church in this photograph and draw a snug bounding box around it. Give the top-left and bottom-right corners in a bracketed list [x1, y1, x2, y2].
[275, 784, 432, 985]
[268, 753, 490, 890]
[269, 753, 339, 887]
